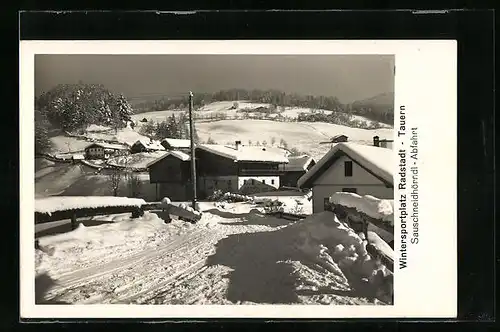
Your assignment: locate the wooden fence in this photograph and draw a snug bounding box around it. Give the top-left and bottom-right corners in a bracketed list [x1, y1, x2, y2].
[35, 201, 201, 230]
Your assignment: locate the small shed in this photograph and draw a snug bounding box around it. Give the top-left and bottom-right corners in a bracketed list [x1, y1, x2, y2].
[319, 134, 348, 145]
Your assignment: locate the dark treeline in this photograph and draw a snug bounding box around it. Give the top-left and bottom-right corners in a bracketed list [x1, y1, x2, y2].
[132, 88, 394, 125]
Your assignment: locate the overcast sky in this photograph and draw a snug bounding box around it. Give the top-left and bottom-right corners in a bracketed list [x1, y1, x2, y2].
[35, 54, 394, 104]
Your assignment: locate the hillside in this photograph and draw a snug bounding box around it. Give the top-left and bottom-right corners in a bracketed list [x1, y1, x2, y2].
[46, 101, 393, 162]
[351, 92, 394, 114]
[196, 119, 393, 161]
[131, 100, 392, 129]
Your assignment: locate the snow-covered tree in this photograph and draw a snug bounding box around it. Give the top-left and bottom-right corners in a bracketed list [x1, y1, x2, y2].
[35, 83, 133, 132]
[34, 109, 51, 155]
[115, 93, 134, 124]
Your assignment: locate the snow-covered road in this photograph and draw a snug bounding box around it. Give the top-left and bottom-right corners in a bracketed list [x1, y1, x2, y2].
[36, 202, 392, 305]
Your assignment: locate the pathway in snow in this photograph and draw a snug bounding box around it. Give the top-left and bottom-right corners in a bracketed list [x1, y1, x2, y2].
[37, 204, 381, 305]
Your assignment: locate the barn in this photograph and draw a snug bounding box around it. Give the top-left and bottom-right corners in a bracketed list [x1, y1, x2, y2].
[278, 155, 316, 188]
[147, 150, 192, 201]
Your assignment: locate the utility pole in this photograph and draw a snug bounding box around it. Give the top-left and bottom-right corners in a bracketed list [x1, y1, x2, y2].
[188, 91, 197, 210]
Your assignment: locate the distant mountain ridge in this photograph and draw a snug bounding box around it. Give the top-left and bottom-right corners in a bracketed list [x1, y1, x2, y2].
[351, 92, 394, 114]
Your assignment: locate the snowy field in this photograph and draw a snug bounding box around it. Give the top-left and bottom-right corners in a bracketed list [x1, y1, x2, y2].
[196, 119, 393, 160]
[36, 200, 392, 305]
[131, 101, 392, 129]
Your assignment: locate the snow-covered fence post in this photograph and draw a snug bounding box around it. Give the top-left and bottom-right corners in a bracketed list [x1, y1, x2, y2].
[70, 213, 77, 230]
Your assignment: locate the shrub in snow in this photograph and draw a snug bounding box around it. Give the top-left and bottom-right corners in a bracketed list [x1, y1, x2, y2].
[262, 199, 285, 214]
[179, 203, 187, 210]
[161, 197, 171, 205]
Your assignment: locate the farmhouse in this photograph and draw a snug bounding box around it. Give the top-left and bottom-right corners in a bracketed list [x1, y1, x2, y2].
[278, 155, 316, 188]
[147, 150, 192, 201]
[130, 138, 165, 154]
[297, 141, 394, 213]
[84, 142, 129, 160]
[161, 138, 192, 152]
[196, 141, 289, 196]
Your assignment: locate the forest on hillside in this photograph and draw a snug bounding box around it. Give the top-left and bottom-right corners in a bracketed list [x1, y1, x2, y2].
[132, 88, 394, 125]
[34, 83, 135, 154]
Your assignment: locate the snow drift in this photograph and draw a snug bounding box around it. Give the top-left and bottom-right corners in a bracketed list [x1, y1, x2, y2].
[290, 211, 393, 304]
[329, 192, 394, 226]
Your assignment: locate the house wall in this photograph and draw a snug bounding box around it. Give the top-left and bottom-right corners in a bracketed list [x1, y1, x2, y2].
[196, 149, 238, 176]
[149, 156, 190, 183]
[159, 182, 190, 201]
[198, 175, 239, 197]
[238, 175, 280, 194]
[130, 143, 146, 154]
[85, 146, 105, 159]
[280, 171, 305, 188]
[311, 154, 393, 213]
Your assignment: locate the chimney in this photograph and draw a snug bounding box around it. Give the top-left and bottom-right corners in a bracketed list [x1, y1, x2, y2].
[235, 140, 242, 150]
[380, 140, 388, 149]
[373, 136, 380, 147]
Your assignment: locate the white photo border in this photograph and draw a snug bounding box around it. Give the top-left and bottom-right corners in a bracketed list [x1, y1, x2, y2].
[20, 40, 457, 319]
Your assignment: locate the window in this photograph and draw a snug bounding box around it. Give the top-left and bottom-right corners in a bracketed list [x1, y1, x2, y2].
[324, 197, 330, 210]
[271, 179, 275, 185]
[344, 161, 353, 177]
[262, 179, 266, 184]
[342, 188, 357, 194]
[214, 180, 218, 186]
[228, 180, 232, 186]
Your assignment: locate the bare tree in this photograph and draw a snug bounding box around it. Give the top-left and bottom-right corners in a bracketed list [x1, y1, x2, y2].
[270, 137, 276, 146]
[108, 167, 122, 196]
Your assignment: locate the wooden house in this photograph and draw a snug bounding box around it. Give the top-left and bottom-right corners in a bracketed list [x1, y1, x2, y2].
[147, 150, 192, 201]
[195, 141, 289, 197]
[278, 155, 316, 188]
[297, 142, 394, 213]
[130, 138, 165, 154]
[84, 142, 129, 160]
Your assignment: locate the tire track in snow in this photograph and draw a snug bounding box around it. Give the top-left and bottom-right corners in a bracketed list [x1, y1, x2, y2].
[48, 227, 210, 296]
[47, 218, 231, 304]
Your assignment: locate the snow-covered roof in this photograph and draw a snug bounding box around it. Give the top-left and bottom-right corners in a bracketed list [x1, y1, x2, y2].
[278, 155, 315, 172]
[72, 154, 85, 160]
[146, 150, 191, 168]
[297, 142, 394, 188]
[161, 138, 192, 149]
[134, 138, 165, 151]
[35, 196, 146, 215]
[197, 144, 289, 163]
[86, 142, 129, 150]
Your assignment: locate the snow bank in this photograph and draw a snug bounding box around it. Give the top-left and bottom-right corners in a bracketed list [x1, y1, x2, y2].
[292, 211, 393, 303]
[329, 192, 394, 226]
[35, 212, 196, 276]
[35, 196, 146, 214]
